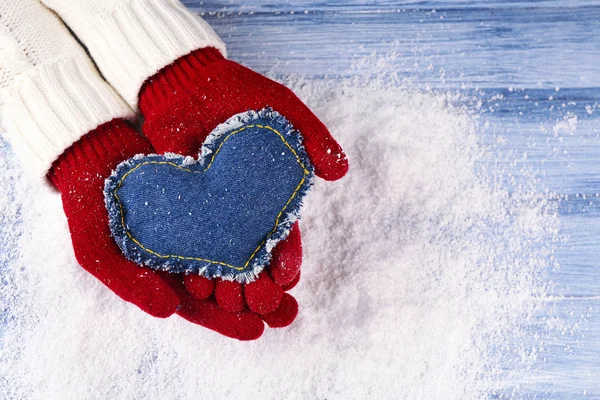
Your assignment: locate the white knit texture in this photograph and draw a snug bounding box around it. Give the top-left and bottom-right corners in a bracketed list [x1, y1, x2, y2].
[2, 55, 133, 177]
[42, 0, 227, 110]
[0, 0, 133, 177]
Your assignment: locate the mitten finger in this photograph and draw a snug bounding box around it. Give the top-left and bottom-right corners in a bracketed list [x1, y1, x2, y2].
[260, 293, 299, 328]
[184, 274, 215, 300]
[281, 270, 301, 292]
[214, 279, 246, 312]
[244, 271, 284, 315]
[270, 222, 302, 286]
[161, 272, 264, 340]
[177, 296, 264, 341]
[273, 91, 348, 181]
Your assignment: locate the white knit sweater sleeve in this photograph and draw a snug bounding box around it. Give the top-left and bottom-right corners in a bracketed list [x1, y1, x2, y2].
[41, 0, 227, 110]
[0, 0, 133, 177]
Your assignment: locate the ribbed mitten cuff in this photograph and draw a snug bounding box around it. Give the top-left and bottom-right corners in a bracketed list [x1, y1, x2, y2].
[49, 119, 152, 192]
[2, 54, 133, 178]
[139, 47, 225, 119]
[78, 0, 227, 111]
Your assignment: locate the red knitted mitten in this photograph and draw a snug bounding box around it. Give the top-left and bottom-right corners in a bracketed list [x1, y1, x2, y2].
[49, 119, 264, 340]
[139, 47, 348, 322]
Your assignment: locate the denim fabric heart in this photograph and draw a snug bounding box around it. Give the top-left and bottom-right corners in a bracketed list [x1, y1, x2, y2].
[104, 109, 314, 282]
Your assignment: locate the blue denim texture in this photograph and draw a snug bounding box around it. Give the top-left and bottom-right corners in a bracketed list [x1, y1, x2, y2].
[104, 109, 314, 282]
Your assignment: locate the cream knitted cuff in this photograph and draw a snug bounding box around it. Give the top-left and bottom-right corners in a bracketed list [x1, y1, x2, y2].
[78, 0, 227, 111]
[2, 54, 133, 177]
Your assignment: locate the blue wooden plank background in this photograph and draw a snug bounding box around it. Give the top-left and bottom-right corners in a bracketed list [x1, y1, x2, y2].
[186, 1, 600, 397]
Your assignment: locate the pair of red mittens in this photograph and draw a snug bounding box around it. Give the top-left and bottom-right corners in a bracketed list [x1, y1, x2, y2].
[49, 48, 347, 340]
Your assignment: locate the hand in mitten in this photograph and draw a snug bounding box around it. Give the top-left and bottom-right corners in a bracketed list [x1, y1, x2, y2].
[139, 47, 348, 318]
[49, 119, 265, 340]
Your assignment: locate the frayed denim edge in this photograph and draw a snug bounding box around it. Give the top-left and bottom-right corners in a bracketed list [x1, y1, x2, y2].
[103, 107, 314, 284]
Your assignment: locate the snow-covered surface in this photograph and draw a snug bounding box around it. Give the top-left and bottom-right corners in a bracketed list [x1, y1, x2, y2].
[1, 2, 599, 398]
[0, 79, 558, 399]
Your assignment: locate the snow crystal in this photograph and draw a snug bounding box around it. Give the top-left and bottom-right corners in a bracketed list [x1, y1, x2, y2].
[0, 79, 558, 399]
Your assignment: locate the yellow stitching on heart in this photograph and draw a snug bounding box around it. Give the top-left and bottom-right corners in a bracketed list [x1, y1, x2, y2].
[113, 124, 310, 272]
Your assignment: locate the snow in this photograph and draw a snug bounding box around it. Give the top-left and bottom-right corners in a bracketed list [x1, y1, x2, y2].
[0, 78, 559, 399]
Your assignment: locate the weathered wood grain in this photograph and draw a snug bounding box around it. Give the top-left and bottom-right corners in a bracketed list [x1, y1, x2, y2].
[190, 3, 600, 91]
[183, 1, 600, 13]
